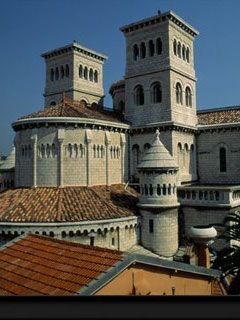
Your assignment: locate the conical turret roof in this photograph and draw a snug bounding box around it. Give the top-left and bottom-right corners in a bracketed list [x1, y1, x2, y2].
[0, 147, 15, 170]
[137, 130, 178, 170]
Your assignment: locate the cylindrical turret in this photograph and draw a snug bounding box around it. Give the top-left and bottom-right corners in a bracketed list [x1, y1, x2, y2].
[137, 130, 179, 258]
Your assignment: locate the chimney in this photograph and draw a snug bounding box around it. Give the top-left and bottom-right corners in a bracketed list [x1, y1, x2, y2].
[188, 225, 217, 268]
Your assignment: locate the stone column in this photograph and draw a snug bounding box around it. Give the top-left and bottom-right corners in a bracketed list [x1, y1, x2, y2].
[105, 131, 111, 186]
[30, 133, 38, 188]
[120, 133, 126, 184]
[57, 129, 65, 187]
[85, 129, 92, 186]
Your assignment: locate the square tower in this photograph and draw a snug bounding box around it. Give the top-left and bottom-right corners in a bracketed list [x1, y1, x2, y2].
[41, 42, 107, 107]
[120, 11, 199, 126]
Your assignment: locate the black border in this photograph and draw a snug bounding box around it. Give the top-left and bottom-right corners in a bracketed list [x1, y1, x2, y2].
[0, 296, 239, 319]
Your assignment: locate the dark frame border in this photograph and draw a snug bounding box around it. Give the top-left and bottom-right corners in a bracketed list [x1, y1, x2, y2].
[0, 296, 239, 319]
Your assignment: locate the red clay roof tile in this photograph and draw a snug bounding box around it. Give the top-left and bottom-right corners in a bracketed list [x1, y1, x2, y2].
[0, 234, 123, 295]
[0, 184, 138, 223]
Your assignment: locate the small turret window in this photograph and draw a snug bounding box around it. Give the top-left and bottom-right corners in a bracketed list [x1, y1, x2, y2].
[149, 219, 154, 234]
[149, 184, 153, 196]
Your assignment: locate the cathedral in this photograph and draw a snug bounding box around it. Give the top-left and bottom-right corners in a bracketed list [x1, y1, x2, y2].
[0, 10, 239, 259]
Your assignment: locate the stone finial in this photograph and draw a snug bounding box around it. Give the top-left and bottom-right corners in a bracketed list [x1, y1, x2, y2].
[154, 129, 160, 143]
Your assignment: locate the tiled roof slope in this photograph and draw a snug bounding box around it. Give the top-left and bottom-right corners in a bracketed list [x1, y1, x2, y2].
[18, 97, 126, 124]
[0, 234, 123, 295]
[197, 106, 240, 125]
[0, 185, 138, 223]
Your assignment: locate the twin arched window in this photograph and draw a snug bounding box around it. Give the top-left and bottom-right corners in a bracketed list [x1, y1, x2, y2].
[151, 82, 162, 103]
[134, 85, 144, 105]
[79, 65, 98, 82]
[176, 83, 192, 107]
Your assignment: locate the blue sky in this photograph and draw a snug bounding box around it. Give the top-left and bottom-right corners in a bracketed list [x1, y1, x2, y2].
[1, 0, 240, 155]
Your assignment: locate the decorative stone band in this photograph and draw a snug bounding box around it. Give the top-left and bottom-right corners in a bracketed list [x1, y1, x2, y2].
[0, 216, 140, 238]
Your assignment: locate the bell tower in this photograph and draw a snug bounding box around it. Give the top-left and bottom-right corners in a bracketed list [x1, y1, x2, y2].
[42, 42, 107, 107]
[120, 10, 199, 126]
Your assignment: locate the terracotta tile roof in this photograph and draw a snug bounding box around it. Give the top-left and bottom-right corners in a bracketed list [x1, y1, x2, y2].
[19, 97, 126, 124]
[0, 184, 138, 223]
[0, 234, 123, 295]
[197, 106, 240, 125]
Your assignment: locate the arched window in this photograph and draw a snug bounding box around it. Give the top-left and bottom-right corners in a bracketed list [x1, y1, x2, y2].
[89, 68, 93, 81]
[144, 143, 151, 152]
[79, 65, 83, 78]
[55, 67, 59, 80]
[68, 144, 73, 158]
[65, 64, 69, 77]
[46, 144, 51, 158]
[156, 38, 162, 55]
[74, 144, 78, 158]
[177, 42, 181, 58]
[185, 86, 192, 107]
[133, 44, 139, 61]
[148, 40, 155, 57]
[182, 45, 186, 60]
[41, 144, 45, 158]
[173, 39, 177, 55]
[94, 70, 98, 83]
[220, 147, 227, 172]
[84, 67, 88, 80]
[190, 144, 195, 175]
[134, 85, 144, 106]
[186, 48, 190, 62]
[151, 82, 162, 103]
[80, 99, 87, 107]
[50, 101, 56, 106]
[60, 66, 64, 78]
[50, 69, 54, 81]
[176, 82, 183, 104]
[140, 42, 146, 59]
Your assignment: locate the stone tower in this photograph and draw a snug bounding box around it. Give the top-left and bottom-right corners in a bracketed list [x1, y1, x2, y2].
[120, 10, 199, 126]
[41, 42, 107, 107]
[137, 130, 179, 257]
